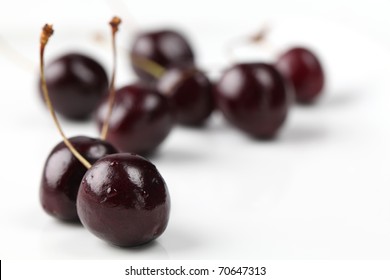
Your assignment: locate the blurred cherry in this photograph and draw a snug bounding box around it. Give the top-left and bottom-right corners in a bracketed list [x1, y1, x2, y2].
[156, 66, 214, 126]
[96, 83, 174, 155]
[214, 63, 291, 138]
[276, 47, 325, 103]
[40, 53, 108, 120]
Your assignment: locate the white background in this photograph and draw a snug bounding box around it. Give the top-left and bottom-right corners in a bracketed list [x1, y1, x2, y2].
[1, 0, 390, 260]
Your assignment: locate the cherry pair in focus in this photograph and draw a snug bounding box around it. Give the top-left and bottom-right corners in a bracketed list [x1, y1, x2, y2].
[39, 18, 170, 247]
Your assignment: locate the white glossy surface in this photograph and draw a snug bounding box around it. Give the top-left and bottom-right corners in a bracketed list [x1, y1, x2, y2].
[1, 0, 390, 259]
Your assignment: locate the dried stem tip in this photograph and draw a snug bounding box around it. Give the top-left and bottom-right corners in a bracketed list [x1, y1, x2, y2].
[110, 16, 122, 33]
[41, 24, 54, 46]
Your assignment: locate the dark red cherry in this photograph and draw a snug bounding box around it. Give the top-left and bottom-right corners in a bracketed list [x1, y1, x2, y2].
[214, 63, 291, 138]
[130, 30, 195, 84]
[40, 53, 109, 120]
[77, 153, 170, 247]
[156, 67, 214, 126]
[276, 47, 325, 104]
[96, 83, 174, 155]
[40, 136, 118, 222]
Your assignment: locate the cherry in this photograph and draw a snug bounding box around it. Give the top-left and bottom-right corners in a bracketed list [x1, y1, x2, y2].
[40, 136, 118, 221]
[276, 47, 325, 104]
[77, 153, 170, 247]
[96, 83, 174, 155]
[214, 63, 291, 138]
[130, 29, 195, 84]
[40, 53, 109, 120]
[156, 66, 214, 126]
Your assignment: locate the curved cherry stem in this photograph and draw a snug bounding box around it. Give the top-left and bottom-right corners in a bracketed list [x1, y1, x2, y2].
[40, 24, 92, 169]
[100, 16, 121, 140]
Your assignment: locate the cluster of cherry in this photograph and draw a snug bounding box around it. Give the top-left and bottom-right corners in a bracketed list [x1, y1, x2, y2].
[39, 17, 325, 247]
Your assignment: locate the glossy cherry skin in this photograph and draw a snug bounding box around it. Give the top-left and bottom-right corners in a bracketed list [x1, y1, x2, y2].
[77, 153, 170, 247]
[40, 53, 108, 120]
[96, 84, 174, 155]
[214, 63, 291, 138]
[40, 136, 118, 222]
[156, 67, 214, 126]
[130, 30, 195, 84]
[276, 47, 325, 104]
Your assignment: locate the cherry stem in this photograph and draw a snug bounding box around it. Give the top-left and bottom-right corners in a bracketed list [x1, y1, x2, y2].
[100, 16, 121, 140]
[39, 24, 92, 169]
[131, 55, 166, 79]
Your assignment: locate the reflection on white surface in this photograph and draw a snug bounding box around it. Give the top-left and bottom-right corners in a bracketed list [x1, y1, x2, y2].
[39, 220, 169, 259]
